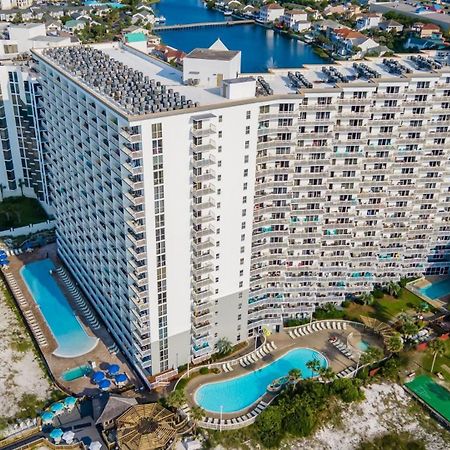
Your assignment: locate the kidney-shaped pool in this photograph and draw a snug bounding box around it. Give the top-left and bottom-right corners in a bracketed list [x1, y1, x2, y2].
[195, 347, 327, 413]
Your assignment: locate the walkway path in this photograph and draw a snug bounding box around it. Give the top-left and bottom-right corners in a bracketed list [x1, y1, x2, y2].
[154, 19, 254, 31]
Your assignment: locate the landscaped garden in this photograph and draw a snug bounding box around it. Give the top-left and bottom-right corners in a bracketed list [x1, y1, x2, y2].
[0, 197, 48, 231]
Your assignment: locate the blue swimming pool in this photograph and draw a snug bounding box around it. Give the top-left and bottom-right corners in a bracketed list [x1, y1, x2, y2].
[20, 259, 98, 358]
[419, 279, 450, 300]
[357, 340, 370, 351]
[195, 348, 327, 413]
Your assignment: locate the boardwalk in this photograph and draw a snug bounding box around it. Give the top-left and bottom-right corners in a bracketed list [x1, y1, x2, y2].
[154, 19, 254, 31]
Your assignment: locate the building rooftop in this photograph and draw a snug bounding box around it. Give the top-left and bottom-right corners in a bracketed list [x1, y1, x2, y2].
[34, 43, 450, 119]
[186, 48, 240, 61]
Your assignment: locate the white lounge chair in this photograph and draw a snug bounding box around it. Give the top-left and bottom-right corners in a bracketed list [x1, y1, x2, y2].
[289, 331, 296, 339]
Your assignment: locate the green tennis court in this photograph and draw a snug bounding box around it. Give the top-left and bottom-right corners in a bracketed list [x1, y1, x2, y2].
[405, 375, 450, 422]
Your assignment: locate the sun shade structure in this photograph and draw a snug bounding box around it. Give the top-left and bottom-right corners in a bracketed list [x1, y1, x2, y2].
[50, 402, 64, 414]
[49, 428, 64, 441]
[89, 441, 103, 450]
[360, 316, 396, 345]
[93, 371, 106, 383]
[107, 364, 120, 375]
[116, 403, 178, 450]
[64, 396, 77, 409]
[99, 379, 112, 390]
[115, 373, 128, 384]
[62, 430, 75, 444]
[41, 411, 55, 423]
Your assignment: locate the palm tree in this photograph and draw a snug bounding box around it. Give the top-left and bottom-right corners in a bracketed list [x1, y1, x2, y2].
[18, 179, 25, 196]
[288, 368, 302, 383]
[385, 333, 404, 353]
[215, 337, 232, 356]
[166, 389, 186, 411]
[318, 366, 335, 381]
[386, 281, 401, 298]
[0, 183, 5, 201]
[190, 405, 205, 434]
[428, 339, 446, 374]
[400, 320, 419, 338]
[306, 359, 322, 377]
[360, 346, 383, 365]
[360, 292, 374, 305]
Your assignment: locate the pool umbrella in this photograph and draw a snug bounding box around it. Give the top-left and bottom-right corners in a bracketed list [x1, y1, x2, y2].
[99, 379, 111, 391]
[41, 411, 55, 424]
[114, 373, 127, 384]
[64, 396, 77, 409]
[0, 250, 6, 256]
[49, 428, 64, 442]
[23, 242, 32, 251]
[92, 371, 105, 383]
[89, 441, 102, 450]
[62, 430, 75, 444]
[50, 402, 64, 414]
[107, 363, 120, 375]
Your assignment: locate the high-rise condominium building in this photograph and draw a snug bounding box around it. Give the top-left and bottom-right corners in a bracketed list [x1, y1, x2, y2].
[32, 43, 450, 376]
[0, 61, 48, 203]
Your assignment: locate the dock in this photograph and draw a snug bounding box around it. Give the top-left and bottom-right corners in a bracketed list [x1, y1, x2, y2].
[154, 20, 254, 31]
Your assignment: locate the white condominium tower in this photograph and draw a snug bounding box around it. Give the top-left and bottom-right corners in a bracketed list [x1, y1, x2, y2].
[32, 42, 450, 376]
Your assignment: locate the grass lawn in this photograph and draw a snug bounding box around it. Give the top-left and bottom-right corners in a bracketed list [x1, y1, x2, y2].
[343, 288, 424, 323]
[421, 339, 450, 382]
[0, 196, 48, 231]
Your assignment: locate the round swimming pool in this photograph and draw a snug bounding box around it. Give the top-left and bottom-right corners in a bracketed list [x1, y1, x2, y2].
[195, 347, 327, 413]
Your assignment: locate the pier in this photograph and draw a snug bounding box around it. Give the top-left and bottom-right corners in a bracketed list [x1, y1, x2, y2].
[154, 19, 254, 31]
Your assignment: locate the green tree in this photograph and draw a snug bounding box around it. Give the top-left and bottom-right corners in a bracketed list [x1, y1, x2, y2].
[357, 432, 426, 450]
[386, 281, 401, 298]
[215, 337, 232, 355]
[255, 405, 284, 448]
[400, 320, 419, 338]
[282, 398, 316, 437]
[330, 378, 363, 403]
[190, 405, 205, 434]
[386, 333, 404, 353]
[166, 389, 186, 410]
[306, 359, 322, 377]
[318, 366, 335, 381]
[428, 339, 446, 373]
[360, 292, 374, 305]
[360, 346, 383, 365]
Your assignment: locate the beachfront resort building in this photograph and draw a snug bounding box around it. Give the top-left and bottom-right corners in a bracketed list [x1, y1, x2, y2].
[0, 60, 49, 203]
[30, 42, 450, 376]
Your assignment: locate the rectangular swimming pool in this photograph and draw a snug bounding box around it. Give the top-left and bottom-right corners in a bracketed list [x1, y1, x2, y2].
[419, 278, 450, 300]
[20, 259, 98, 358]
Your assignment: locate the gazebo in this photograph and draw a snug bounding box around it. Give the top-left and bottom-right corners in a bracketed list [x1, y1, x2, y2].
[116, 403, 178, 450]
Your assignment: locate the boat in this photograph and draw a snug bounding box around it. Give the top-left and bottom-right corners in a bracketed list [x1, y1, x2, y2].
[224, 10, 232, 16]
[155, 15, 166, 23]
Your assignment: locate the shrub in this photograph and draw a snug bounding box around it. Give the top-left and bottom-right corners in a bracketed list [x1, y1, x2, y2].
[199, 367, 209, 375]
[372, 287, 384, 299]
[255, 405, 284, 448]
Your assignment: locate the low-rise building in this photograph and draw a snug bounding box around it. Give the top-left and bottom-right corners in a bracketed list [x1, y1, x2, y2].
[332, 27, 380, 57]
[259, 3, 284, 23]
[378, 19, 404, 33]
[131, 10, 156, 25]
[355, 13, 382, 31]
[282, 9, 308, 29]
[45, 20, 62, 35]
[412, 22, 443, 40]
[64, 19, 87, 33]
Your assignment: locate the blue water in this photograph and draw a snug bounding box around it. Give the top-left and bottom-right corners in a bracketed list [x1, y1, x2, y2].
[357, 340, 369, 351]
[419, 279, 450, 300]
[20, 259, 98, 358]
[154, 0, 326, 73]
[195, 348, 327, 413]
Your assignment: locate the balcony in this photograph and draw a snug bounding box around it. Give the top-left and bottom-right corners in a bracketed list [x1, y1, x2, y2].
[120, 127, 142, 143]
[193, 169, 215, 183]
[191, 140, 216, 152]
[191, 123, 216, 137]
[192, 154, 216, 169]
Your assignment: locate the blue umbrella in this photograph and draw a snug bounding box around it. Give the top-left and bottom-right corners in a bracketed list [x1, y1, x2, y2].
[23, 242, 32, 250]
[49, 428, 64, 441]
[0, 259, 10, 266]
[92, 371, 105, 383]
[41, 411, 55, 423]
[99, 379, 111, 390]
[114, 373, 127, 384]
[50, 402, 64, 413]
[64, 396, 77, 408]
[107, 364, 120, 375]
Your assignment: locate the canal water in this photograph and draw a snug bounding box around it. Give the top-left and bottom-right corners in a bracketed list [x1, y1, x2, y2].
[153, 0, 326, 73]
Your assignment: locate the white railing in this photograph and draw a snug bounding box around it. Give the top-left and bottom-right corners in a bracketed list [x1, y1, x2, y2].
[0, 219, 55, 237]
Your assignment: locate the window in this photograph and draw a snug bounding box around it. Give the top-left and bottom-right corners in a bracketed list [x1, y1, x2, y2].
[219, 115, 223, 122]
[218, 131, 222, 138]
[246, 110, 251, 119]
[245, 141, 249, 149]
[245, 126, 250, 135]
[244, 155, 249, 163]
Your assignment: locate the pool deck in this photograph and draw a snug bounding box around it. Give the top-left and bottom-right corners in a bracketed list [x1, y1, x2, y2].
[184, 323, 382, 419]
[408, 276, 450, 310]
[0, 243, 142, 396]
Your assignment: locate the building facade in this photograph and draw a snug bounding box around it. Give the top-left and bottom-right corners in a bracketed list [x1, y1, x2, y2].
[32, 43, 450, 376]
[0, 62, 48, 203]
